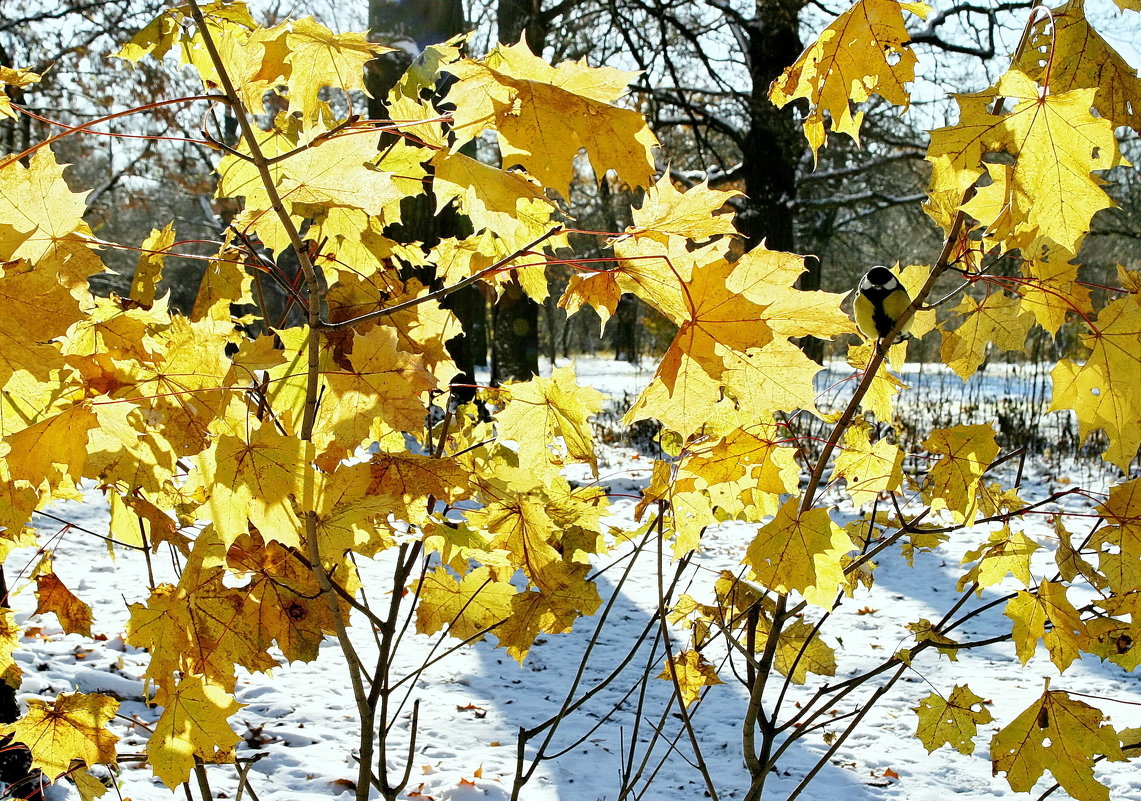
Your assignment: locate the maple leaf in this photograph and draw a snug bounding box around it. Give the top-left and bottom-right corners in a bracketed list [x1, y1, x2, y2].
[0, 608, 18, 689]
[126, 540, 277, 697]
[622, 241, 848, 437]
[991, 690, 1124, 801]
[1092, 478, 1141, 594]
[283, 17, 393, 123]
[148, 675, 244, 788]
[121, 315, 235, 456]
[497, 365, 605, 473]
[1005, 580, 1088, 671]
[957, 526, 1039, 594]
[658, 650, 723, 707]
[4, 692, 118, 779]
[940, 293, 1034, 380]
[431, 151, 560, 258]
[0, 66, 40, 119]
[446, 40, 658, 191]
[628, 174, 741, 242]
[1018, 245, 1093, 335]
[129, 224, 175, 308]
[3, 400, 99, 488]
[769, 0, 928, 158]
[743, 498, 854, 603]
[194, 408, 305, 549]
[34, 571, 94, 637]
[676, 424, 800, 521]
[768, 618, 837, 685]
[415, 566, 516, 641]
[928, 69, 1123, 254]
[834, 419, 905, 507]
[314, 324, 437, 464]
[1014, 0, 1141, 133]
[226, 533, 346, 662]
[0, 150, 89, 265]
[558, 269, 624, 329]
[0, 260, 87, 387]
[904, 618, 959, 662]
[921, 424, 999, 522]
[913, 684, 993, 754]
[847, 341, 909, 421]
[1050, 295, 1141, 470]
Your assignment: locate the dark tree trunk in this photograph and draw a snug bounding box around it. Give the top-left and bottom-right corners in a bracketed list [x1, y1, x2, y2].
[611, 294, 641, 364]
[498, 0, 548, 50]
[741, 0, 824, 362]
[491, 282, 540, 384]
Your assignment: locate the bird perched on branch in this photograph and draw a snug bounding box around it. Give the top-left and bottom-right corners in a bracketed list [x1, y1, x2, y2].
[854, 266, 913, 343]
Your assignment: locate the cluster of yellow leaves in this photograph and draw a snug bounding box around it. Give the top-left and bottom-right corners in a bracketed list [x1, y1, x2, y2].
[0, 0, 669, 786]
[769, 0, 929, 158]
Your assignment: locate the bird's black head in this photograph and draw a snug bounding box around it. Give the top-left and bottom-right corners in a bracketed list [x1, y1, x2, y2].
[862, 267, 899, 294]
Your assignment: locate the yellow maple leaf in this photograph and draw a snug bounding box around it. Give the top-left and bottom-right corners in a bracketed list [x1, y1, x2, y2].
[369, 449, 468, 507]
[226, 533, 347, 663]
[1019, 245, 1093, 335]
[769, 0, 928, 158]
[913, 684, 993, 755]
[658, 650, 723, 707]
[431, 151, 560, 258]
[446, 40, 657, 191]
[558, 269, 624, 329]
[4, 692, 118, 779]
[314, 324, 437, 464]
[0, 260, 87, 387]
[743, 498, 853, 603]
[677, 424, 799, 521]
[834, 419, 905, 507]
[957, 526, 1039, 594]
[34, 571, 94, 637]
[1014, 0, 1141, 132]
[846, 341, 909, 421]
[415, 565, 516, 641]
[628, 174, 741, 242]
[497, 365, 604, 473]
[992, 690, 1124, 801]
[940, 293, 1033, 380]
[0, 66, 40, 119]
[1050, 294, 1141, 470]
[3, 400, 99, 488]
[121, 315, 234, 456]
[0, 608, 21, 688]
[1005, 579, 1088, 671]
[928, 69, 1123, 254]
[0, 150, 89, 265]
[903, 617, 959, 662]
[129, 224, 175, 308]
[148, 675, 243, 788]
[1093, 478, 1141, 594]
[921, 424, 999, 522]
[126, 539, 277, 696]
[283, 17, 393, 123]
[766, 617, 837, 685]
[194, 409, 305, 549]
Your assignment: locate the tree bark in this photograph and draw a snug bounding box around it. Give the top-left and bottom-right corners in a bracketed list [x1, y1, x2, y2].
[741, 0, 823, 361]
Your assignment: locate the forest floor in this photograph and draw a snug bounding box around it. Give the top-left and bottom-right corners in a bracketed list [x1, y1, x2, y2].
[10, 357, 1141, 801]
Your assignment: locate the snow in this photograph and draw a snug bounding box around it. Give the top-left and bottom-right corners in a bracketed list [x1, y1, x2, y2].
[8, 357, 1141, 801]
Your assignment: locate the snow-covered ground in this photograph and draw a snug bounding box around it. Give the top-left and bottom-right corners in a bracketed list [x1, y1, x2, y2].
[9, 357, 1140, 801]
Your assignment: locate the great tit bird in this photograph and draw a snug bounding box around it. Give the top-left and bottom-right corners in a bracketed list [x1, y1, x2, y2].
[854, 266, 913, 342]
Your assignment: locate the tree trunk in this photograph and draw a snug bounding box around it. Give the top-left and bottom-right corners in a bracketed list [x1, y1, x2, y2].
[742, 0, 824, 362]
[491, 281, 540, 384]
